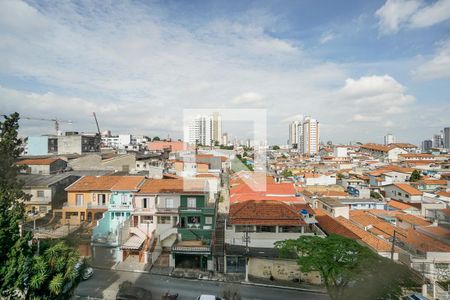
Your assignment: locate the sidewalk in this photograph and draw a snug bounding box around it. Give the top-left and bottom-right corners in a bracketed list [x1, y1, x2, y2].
[95, 263, 327, 294]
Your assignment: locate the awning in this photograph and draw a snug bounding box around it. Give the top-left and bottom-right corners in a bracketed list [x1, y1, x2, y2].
[171, 245, 211, 255]
[121, 235, 145, 250]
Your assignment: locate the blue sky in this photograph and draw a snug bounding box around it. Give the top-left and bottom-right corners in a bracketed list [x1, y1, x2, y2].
[0, 0, 449, 145]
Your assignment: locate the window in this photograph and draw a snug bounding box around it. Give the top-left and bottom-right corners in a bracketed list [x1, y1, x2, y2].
[279, 226, 302, 233]
[76, 194, 84, 206]
[235, 225, 252, 232]
[187, 216, 200, 224]
[37, 190, 45, 198]
[142, 216, 153, 223]
[158, 216, 171, 224]
[256, 226, 276, 233]
[143, 198, 148, 208]
[187, 197, 196, 208]
[165, 198, 174, 208]
[205, 217, 213, 225]
[98, 194, 106, 205]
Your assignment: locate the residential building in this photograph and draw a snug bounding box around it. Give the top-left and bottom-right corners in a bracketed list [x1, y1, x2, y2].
[63, 176, 124, 224]
[384, 183, 423, 203]
[58, 132, 100, 154]
[27, 135, 58, 155]
[17, 158, 67, 175]
[185, 113, 222, 146]
[301, 173, 336, 186]
[444, 127, 450, 149]
[147, 140, 188, 152]
[433, 133, 443, 148]
[19, 173, 80, 215]
[421, 140, 432, 153]
[289, 120, 302, 148]
[384, 133, 396, 145]
[359, 143, 408, 162]
[301, 117, 320, 156]
[368, 165, 415, 187]
[92, 176, 146, 262]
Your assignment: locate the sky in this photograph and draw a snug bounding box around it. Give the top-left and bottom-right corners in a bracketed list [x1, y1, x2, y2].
[0, 0, 449, 145]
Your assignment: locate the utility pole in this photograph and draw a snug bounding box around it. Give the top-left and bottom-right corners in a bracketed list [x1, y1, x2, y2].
[242, 226, 251, 282]
[390, 230, 397, 261]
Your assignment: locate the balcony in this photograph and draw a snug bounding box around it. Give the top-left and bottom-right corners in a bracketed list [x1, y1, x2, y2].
[87, 203, 108, 210]
[28, 196, 51, 204]
[109, 203, 133, 211]
[155, 207, 178, 213]
[62, 202, 86, 209]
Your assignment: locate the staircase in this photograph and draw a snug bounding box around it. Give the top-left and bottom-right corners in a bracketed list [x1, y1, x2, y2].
[214, 213, 226, 273]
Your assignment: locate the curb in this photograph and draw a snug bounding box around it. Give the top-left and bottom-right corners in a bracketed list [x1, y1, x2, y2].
[240, 281, 327, 294]
[91, 266, 326, 294]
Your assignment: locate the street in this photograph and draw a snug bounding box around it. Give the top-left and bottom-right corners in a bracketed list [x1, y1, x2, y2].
[75, 268, 329, 300]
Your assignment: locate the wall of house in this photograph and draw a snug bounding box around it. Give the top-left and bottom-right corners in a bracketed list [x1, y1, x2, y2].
[24, 188, 52, 213]
[29, 165, 51, 175]
[248, 258, 322, 285]
[384, 186, 422, 203]
[225, 226, 312, 248]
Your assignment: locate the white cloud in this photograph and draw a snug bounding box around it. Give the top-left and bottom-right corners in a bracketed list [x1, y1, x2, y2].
[413, 39, 450, 80]
[409, 0, 450, 28]
[319, 31, 335, 44]
[375, 0, 450, 34]
[232, 92, 265, 105]
[337, 75, 415, 122]
[375, 0, 421, 34]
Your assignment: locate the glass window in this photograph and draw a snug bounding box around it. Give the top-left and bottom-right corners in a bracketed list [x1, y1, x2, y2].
[76, 194, 84, 206]
[205, 217, 213, 225]
[165, 198, 174, 208]
[142, 216, 153, 223]
[279, 226, 302, 233]
[187, 216, 200, 224]
[37, 190, 45, 197]
[98, 194, 106, 205]
[187, 197, 196, 208]
[235, 225, 252, 232]
[158, 216, 171, 224]
[143, 198, 148, 208]
[256, 226, 276, 233]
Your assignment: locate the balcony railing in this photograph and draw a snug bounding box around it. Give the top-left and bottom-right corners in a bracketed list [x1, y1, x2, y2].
[87, 203, 108, 209]
[109, 203, 133, 210]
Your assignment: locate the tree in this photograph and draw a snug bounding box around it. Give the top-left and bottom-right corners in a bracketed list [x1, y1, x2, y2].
[26, 242, 82, 299]
[272, 145, 280, 150]
[281, 169, 293, 178]
[152, 136, 160, 141]
[410, 170, 421, 182]
[0, 113, 84, 298]
[275, 235, 421, 300]
[0, 113, 32, 296]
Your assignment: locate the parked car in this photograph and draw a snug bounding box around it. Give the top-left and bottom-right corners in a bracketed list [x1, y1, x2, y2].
[196, 295, 223, 300]
[74, 261, 94, 280]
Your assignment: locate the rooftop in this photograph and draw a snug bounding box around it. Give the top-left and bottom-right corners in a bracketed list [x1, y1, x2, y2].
[19, 173, 77, 188]
[17, 157, 62, 165]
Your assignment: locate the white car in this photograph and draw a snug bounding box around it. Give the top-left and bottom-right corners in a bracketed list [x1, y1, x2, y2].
[197, 295, 223, 300]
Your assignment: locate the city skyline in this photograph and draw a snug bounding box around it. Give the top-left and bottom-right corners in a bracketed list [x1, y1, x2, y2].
[0, 0, 449, 144]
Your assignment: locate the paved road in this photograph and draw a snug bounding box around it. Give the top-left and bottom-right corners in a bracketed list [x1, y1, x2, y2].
[76, 268, 329, 300]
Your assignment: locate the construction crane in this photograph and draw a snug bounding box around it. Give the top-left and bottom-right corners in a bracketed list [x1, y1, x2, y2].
[21, 116, 73, 135]
[92, 112, 101, 135]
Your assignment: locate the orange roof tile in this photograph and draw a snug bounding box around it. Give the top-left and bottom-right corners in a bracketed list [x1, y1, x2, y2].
[229, 200, 309, 226]
[111, 176, 145, 191]
[393, 183, 423, 196]
[316, 214, 360, 239]
[387, 200, 418, 211]
[66, 176, 122, 191]
[396, 214, 431, 227]
[17, 158, 61, 165]
[137, 178, 206, 194]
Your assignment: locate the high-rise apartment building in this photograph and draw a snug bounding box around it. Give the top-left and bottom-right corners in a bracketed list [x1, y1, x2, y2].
[301, 117, 320, 156]
[433, 133, 443, 148]
[421, 140, 432, 153]
[444, 127, 450, 149]
[186, 113, 222, 146]
[212, 112, 222, 144]
[289, 120, 302, 147]
[384, 133, 396, 145]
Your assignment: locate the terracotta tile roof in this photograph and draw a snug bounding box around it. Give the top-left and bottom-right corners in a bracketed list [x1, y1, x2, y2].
[393, 183, 423, 196]
[360, 143, 394, 152]
[437, 191, 450, 197]
[111, 176, 145, 191]
[398, 229, 450, 253]
[418, 179, 447, 185]
[388, 143, 417, 149]
[316, 214, 360, 239]
[399, 153, 433, 158]
[418, 226, 450, 239]
[229, 200, 309, 226]
[66, 176, 122, 191]
[137, 178, 207, 194]
[335, 216, 392, 252]
[17, 158, 61, 165]
[396, 214, 431, 227]
[387, 200, 418, 211]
